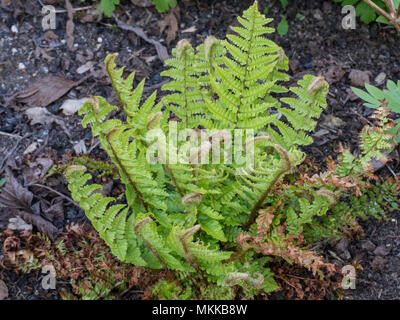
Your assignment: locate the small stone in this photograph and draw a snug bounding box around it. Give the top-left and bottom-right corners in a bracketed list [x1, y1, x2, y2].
[11, 48, 17, 54]
[349, 69, 371, 87]
[374, 72, 386, 85]
[11, 25, 18, 33]
[18, 62, 26, 70]
[373, 245, 390, 256]
[335, 238, 351, 260]
[361, 240, 376, 252]
[97, 37, 103, 43]
[313, 9, 323, 21]
[371, 256, 388, 271]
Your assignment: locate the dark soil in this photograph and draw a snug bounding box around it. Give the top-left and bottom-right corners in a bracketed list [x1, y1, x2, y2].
[0, 0, 399, 300]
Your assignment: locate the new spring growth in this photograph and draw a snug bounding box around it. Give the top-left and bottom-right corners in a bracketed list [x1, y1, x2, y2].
[316, 189, 339, 206]
[204, 36, 220, 61]
[182, 193, 203, 206]
[64, 165, 87, 176]
[146, 111, 163, 130]
[226, 272, 265, 288]
[176, 39, 193, 58]
[307, 76, 329, 94]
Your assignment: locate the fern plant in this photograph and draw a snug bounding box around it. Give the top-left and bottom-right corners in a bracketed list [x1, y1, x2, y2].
[352, 79, 400, 145]
[65, 1, 397, 299]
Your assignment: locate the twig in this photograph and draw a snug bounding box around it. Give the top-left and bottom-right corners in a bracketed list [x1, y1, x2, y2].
[37, 0, 93, 14]
[0, 131, 22, 139]
[385, 164, 397, 177]
[87, 139, 101, 154]
[30, 183, 81, 208]
[384, 0, 396, 14]
[112, 13, 169, 62]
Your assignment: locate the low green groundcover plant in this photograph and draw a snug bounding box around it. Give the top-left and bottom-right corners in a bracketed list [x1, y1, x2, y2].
[334, 0, 400, 32]
[65, 1, 398, 299]
[353, 79, 400, 145]
[98, 0, 178, 15]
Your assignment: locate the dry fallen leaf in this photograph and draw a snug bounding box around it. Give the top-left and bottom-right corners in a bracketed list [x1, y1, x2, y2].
[23, 142, 38, 155]
[61, 98, 87, 115]
[0, 170, 33, 210]
[45, 200, 64, 220]
[25, 107, 70, 137]
[23, 158, 54, 185]
[77, 61, 94, 74]
[0, 280, 8, 300]
[7, 76, 80, 108]
[323, 65, 345, 84]
[349, 69, 372, 87]
[73, 140, 87, 155]
[8, 215, 33, 231]
[158, 7, 180, 46]
[15, 210, 58, 241]
[182, 26, 197, 33]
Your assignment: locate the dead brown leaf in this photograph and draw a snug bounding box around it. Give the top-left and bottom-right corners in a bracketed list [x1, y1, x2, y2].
[45, 200, 64, 220]
[349, 69, 372, 87]
[157, 7, 180, 46]
[34, 46, 54, 63]
[15, 210, 58, 241]
[25, 107, 71, 137]
[42, 30, 59, 43]
[23, 158, 54, 185]
[0, 170, 33, 211]
[323, 65, 345, 84]
[6, 76, 80, 109]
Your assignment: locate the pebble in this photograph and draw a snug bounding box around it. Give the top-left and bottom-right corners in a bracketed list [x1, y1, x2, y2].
[335, 238, 351, 260]
[313, 9, 323, 21]
[18, 62, 26, 70]
[11, 25, 18, 33]
[361, 240, 376, 252]
[374, 72, 386, 85]
[11, 48, 17, 54]
[373, 245, 390, 256]
[97, 37, 103, 43]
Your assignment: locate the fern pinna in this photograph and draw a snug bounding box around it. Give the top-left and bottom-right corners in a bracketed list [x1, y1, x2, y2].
[65, 1, 397, 299]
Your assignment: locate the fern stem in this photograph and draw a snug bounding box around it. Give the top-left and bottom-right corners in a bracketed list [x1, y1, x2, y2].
[163, 163, 184, 197]
[134, 217, 168, 270]
[245, 144, 292, 230]
[179, 224, 201, 271]
[183, 51, 189, 126]
[235, 3, 257, 126]
[105, 134, 148, 211]
[245, 170, 283, 230]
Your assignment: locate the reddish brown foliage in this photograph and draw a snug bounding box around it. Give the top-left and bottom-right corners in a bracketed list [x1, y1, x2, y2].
[0, 224, 172, 299]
